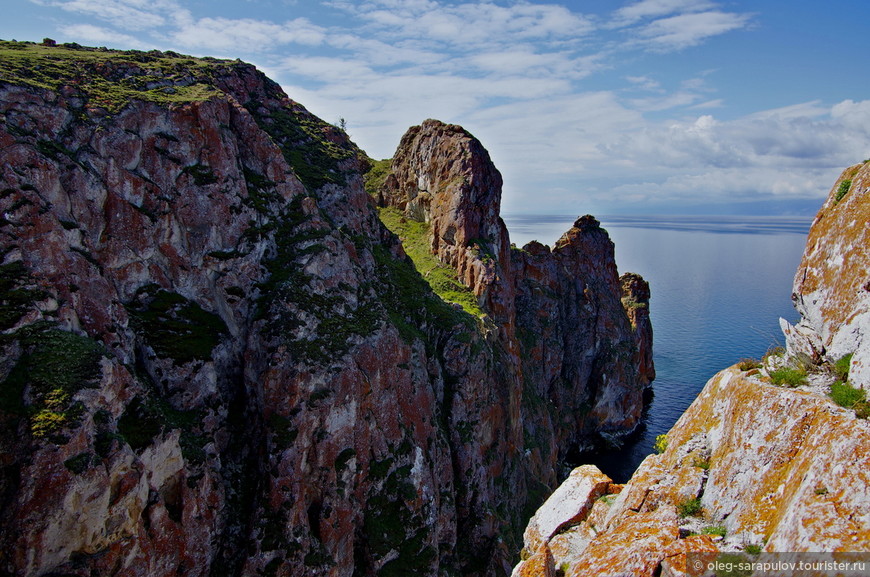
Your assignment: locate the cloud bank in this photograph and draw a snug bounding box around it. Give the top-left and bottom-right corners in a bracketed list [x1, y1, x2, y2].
[29, 0, 870, 214]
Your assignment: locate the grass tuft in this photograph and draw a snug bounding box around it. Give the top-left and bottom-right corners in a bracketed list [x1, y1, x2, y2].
[829, 381, 866, 409]
[769, 367, 807, 387]
[677, 497, 702, 518]
[833, 353, 853, 381]
[702, 525, 727, 537]
[835, 179, 852, 203]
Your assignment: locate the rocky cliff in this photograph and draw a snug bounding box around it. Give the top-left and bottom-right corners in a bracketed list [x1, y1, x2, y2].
[0, 41, 652, 577]
[512, 161, 870, 577]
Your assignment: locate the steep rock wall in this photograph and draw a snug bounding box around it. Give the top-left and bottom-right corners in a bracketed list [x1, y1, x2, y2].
[512, 162, 870, 577]
[783, 161, 870, 389]
[379, 121, 655, 463]
[0, 42, 652, 577]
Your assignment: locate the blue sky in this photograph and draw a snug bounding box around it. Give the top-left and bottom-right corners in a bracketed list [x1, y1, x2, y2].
[5, 0, 870, 215]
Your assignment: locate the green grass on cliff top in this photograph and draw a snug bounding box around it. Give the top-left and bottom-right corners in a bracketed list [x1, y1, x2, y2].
[0, 40, 226, 111]
[377, 207, 483, 317]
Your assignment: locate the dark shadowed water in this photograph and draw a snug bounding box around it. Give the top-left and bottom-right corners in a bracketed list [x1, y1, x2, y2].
[503, 214, 812, 482]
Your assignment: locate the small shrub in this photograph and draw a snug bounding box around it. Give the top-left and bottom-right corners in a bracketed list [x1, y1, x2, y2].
[654, 433, 668, 454]
[677, 497, 702, 518]
[833, 353, 853, 381]
[744, 544, 762, 555]
[764, 345, 785, 360]
[737, 358, 760, 371]
[692, 456, 711, 470]
[829, 381, 866, 408]
[596, 494, 617, 506]
[63, 452, 91, 474]
[702, 524, 727, 537]
[814, 485, 828, 495]
[769, 367, 807, 387]
[835, 179, 852, 203]
[853, 400, 870, 420]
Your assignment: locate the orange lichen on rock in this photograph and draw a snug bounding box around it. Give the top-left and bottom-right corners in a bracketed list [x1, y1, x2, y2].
[786, 160, 870, 388]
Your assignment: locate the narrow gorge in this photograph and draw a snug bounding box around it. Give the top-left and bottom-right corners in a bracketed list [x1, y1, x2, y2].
[0, 42, 653, 577]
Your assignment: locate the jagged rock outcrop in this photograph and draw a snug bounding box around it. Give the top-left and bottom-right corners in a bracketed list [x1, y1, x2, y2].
[513, 162, 870, 577]
[0, 41, 652, 577]
[783, 161, 870, 389]
[379, 120, 510, 316]
[380, 123, 655, 464]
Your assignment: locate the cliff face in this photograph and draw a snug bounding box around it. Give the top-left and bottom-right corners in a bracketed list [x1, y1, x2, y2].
[512, 162, 870, 577]
[379, 121, 655, 460]
[783, 161, 870, 389]
[0, 41, 652, 577]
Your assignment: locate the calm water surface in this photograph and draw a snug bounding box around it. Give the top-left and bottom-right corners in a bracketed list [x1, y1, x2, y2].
[503, 214, 812, 482]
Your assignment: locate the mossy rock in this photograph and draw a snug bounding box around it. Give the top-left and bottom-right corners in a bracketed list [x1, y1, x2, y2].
[0, 261, 46, 331]
[126, 285, 227, 365]
[0, 323, 106, 440]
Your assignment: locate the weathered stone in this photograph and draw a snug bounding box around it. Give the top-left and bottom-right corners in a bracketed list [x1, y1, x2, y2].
[512, 545, 556, 577]
[523, 465, 611, 552]
[566, 506, 680, 577]
[789, 161, 870, 389]
[659, 535, 719, 577]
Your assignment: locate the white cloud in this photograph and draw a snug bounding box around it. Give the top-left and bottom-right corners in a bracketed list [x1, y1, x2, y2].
[59, 23, 150, 48]
[41, 0, 192, 31]
[626, 75, 663, 92]
[22, 0, 856, 215]
[335, 0, 594, 48]
[170, 17, 326, 52]
[634, 11, 751, 51]
[612, 0, 717, 26]
[595, 100, 870, 202]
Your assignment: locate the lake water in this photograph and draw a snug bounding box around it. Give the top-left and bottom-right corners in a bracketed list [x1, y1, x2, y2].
[503, 214, 813, 482]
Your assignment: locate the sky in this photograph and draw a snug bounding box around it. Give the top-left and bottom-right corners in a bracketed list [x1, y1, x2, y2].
[5, 0, 870, 216]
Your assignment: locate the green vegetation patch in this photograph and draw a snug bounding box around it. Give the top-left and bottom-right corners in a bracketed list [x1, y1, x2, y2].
[371, 243, 476, 345]
[182, 163, 218, 186]
[245, 103, 360, 192]
[0, 261, 46, 331]
[769, 366, 807, 388]
[835, 179, 852, 203]
[126, 284, 228, 365]
[0, 40, 228, 112]
[117, 393, 206, 459]
[833, 353, 853, 381]
[363, 158, 392, 197]
[829, 381, 866, 409]
[63, 452, 92, 474]
[737, 358, 761, 371]
[854, 401, 870, 420]
[254, 197, 381, 363]
[677, 497, 702, 518]
[361, 466, 435, 576]
[377, 207, 482, 317]
[702, 525, 727, 538]
[1, 323, 106, 440]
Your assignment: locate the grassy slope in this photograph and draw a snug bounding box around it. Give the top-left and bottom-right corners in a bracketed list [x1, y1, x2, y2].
[0, 40, 229, 110]
[376, 206, 483, 317]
